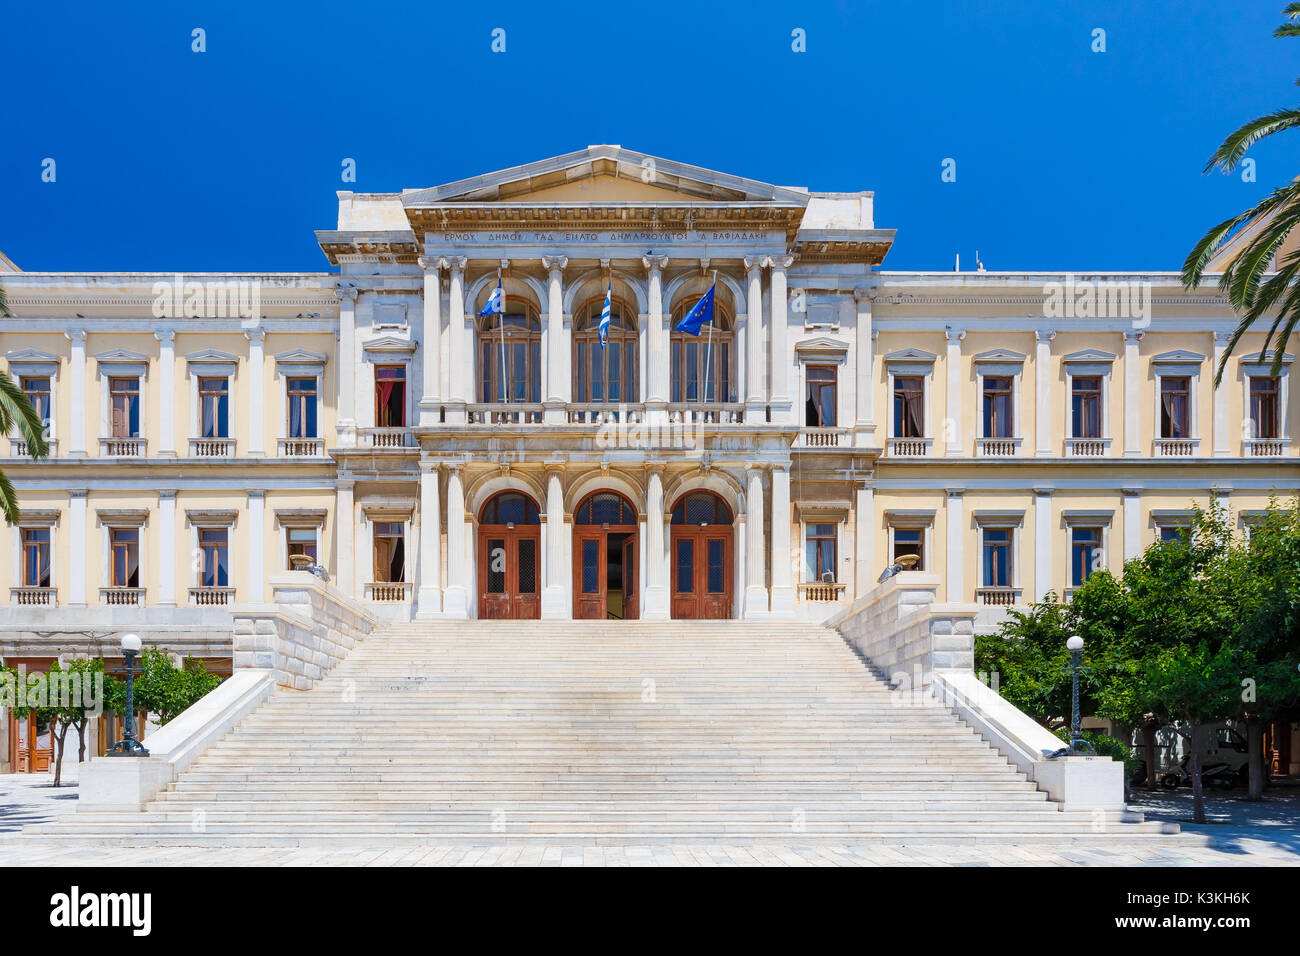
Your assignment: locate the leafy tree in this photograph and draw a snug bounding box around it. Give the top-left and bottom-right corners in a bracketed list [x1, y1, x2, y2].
[112, 649, 222, 726]
[0, 284, 51, 521]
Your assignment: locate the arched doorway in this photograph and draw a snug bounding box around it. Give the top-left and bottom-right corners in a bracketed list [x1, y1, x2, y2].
[477, 491, 541, 620]
[573, 491, 639, 620]
[670, 491, 734, 619]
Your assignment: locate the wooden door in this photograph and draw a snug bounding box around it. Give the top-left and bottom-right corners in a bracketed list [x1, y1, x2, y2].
[671, 528, 732, 619]
[622, 536, 638, 621]
[574, 532, 606, 619]
[478, 528, 540, 619]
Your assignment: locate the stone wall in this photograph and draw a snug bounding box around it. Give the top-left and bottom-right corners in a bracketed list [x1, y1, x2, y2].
[231, 572, 377, 690]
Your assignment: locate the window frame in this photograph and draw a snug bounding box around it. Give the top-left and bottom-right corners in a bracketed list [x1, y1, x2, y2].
[669, 296, 735, 404]
[477, 306, 542, 405]
[572, 296, 638, 405]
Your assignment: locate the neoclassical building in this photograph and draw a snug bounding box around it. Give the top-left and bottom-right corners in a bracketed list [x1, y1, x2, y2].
[1, 147, 1297, 701]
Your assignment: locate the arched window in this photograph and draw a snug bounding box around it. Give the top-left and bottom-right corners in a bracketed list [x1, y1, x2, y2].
[670, 491, 734, 526]
[479, 492, 541, 525]
[670, 297, 734, 404]
[575, 491, 637, 526]
[477, 305, 541, 404]
[573, 296, 638, 403]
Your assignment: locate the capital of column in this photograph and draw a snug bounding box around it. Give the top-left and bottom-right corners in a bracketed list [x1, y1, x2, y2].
[417, 255, 447, 274]
[244, 328, 265, 346]
[642, 254, 669, 275]
[65, 329, 86, 346]
[1035, 329, 1056, 343]
[945, 486, 965, 499]
[945, 326, 966, 344]
[154, 329, 175, 346]
[1123, 329, 1144, 343]
[68, 488, 88, 500]
[1121, 486, 1142, 497]
[419, 459, 442, 475]
[247, 488, 265, 501]
[334, 284, 358, 302]
[448, 256, 468, 274]
[1213, 329, 1233, 345]
[157, 488, 177, 501]
[767, 254, 795, 272]
[336, 476, 356, 490]
[1032, 486, 1054, 497]
[852, 287, 878, 303]
[541, 255, 569, 273]
[742, 255, 764, 274]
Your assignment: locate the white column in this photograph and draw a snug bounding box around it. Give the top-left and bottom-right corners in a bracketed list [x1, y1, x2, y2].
[417, 461, 443, 617]
[744, 466, 768, 617]
[541, 466, 568, 618]
[335, 478, 355, 598]
[853, 289, 875, 443]
[854, 480, 875, 599]
[445, 258, 469, 422]
[1213, 484, 1230, 522]
[69, 489, 87, 606]
[246, 489, 265, 602]
[643, 466, 669, 619]
[944, 327, 965, 456]
[745, 256, 766, 411]
[335, 285, 358, 445]
[1034, 487, 1053, 601]
[245, 329, 265, 456]
[1123, 330, 1143, 457]
[946, 487, 965, 602]
[542, 256, 569, 423]
[768, 257, 793, 419]
[155, 329, 176, 456]
[1213, 330, 1231, 457]
[66, 331, 86, 455]
[643, 255, 669, 405]
[1034, 329, 1054, 457]
[158, 489, 176, 606]
[1122, 487, 1141, 561]
[770, 465, 795, 616]
[418, 257, 444, 425]
[443, 464, 469, 617]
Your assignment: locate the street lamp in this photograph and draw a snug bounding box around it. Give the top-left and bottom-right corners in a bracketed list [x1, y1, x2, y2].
[108, 633, 149, 757]
[1065, 635, 1093, 755]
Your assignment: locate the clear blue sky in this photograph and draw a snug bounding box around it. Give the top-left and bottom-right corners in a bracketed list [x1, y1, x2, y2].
[1, 0, 1294, 273]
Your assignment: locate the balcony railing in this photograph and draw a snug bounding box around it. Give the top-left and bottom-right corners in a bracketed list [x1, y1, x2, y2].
[467, 404, 544, 425]
[100, 587, 145, 606]
[279, 437, 325, 457]
[189, 586, 235, 606]
[975, 437, 1022, 457]
[1245, 438, 1289, 457]
[10, 586, 56, 606]
[976, 587, 1023, 606]
[10, 437, 55, 458]
[100, 437, 146, 457]
[667, 403, 745, 424]
[567, 405, 643, 425]
[1066, 437, 1111, 457]
[359, 427, 416, 448]
[799, 581, 847, 602]
[1154, 437, 1199, 457]
[887, 436, 932, 457]
[190, 437, 235, 458]
[798, 427, 850, 448]
[365, 581, 412, 602]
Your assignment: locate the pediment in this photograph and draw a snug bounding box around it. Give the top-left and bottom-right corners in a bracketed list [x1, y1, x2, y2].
[884, 347, 938, 364]
[93, 348, 148, 364]
[362, 335, 417, 354]
[185, 348, 239, 364]
[274, 348, 328, 365]
[972, 348, 1027, 364]
[1152, 349, 1206, 364]
[794, 335, 851, 354]
[6, 348, 59, 364]
[1063, 348, 1117, 364]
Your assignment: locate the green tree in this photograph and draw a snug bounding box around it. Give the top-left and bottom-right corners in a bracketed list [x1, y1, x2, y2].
[0, 284, 51, 521]
[1182, 4, 1300, 384]
[116, 649, 222, 726]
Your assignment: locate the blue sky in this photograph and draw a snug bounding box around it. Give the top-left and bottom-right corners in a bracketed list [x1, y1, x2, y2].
[1, 0, 1295, 272]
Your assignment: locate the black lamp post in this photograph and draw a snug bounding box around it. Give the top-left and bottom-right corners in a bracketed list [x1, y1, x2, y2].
[108, 633, 149, 757]
[1065, 635, 1093, 755]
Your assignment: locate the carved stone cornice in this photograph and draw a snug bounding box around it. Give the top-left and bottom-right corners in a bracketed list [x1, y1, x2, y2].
[404, 203, 807, 241]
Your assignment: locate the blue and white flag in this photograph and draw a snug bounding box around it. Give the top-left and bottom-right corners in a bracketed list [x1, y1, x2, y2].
[674, 283, 715, 336]
[477, 279, 505, 317]
[598, 282, 612, 348]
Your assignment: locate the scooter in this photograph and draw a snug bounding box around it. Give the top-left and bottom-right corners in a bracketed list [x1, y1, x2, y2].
[1160, 753, 1240, 790]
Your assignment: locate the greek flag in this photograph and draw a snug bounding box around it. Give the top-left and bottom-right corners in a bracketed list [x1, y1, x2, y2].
[674, 283, 715, 335]
[477, 279, 505, 317]
[598, 282, 612, 348]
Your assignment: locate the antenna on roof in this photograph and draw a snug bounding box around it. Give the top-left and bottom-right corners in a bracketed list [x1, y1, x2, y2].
[955, 253, 960, 272]
[976, 250, 986, 272]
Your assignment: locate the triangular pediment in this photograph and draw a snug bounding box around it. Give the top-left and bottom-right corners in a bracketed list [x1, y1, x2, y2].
[973, 348, 1027, 364]
[185, 348, 239, 364]
[1152, 349, 1206, 364]
[794, 335, 851, 354]
[1063, 348, 1117, 364]
[93, 349, 148, 364]
[6, 348, 59, 364]
[884, 347, 938, 364]
[362, 335, 417, 354]
[274, 348, 328, 365]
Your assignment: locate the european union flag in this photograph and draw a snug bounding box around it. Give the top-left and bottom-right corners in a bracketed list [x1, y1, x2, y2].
[477, 280, 504, 317]
[598, 282, 612, 349]
[674, 283, 715, 336]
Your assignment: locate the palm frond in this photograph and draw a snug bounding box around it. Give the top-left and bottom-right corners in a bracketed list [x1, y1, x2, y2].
[0, 283, 8, 318]
[1182, 181, 1300, 287]
[0, 369, 48, 459]
[1203, 108, 1300, 172]
[0, 467, 19, 526]
[1224, 206, 1300, 308]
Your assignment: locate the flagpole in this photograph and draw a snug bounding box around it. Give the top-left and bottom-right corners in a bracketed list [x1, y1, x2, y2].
[703, 270, 717, 408]
[497, 271, 508, 406]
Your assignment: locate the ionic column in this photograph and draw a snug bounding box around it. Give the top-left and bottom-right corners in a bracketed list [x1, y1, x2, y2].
[745, 256, 766, 412]
[946, 487, 965, 602]
[417, 257, 444, 425]
[770, 466, 795, 616]
[155, 329, 176, 456]
[853, 289, 875, 443]
[643, 465, 669, 619]
[158, 489, 177, 607]
[541, 465, 569, 618]
[944, 327, 966, 456]
[769, 257, 793, 419]
[643, 255, 670, 405]
[542, 256, 569, 423]
[443, 464, 469, 617]
[445, 258, 469, 423]
[247, 489, 265, 602]
[335, 478, 355, 598]
[1213, 330, 1231, 457]
[1033, 487, 1053, 602]
[854, 479, 875, 599]
[335, 285, 358, 446]
[1122, 487, 1141, 560]
[1034, 330, 1055, 457]
[66, 331, 86, 455]
[1123, 330, 1143, 457]
[417, 461, 443, 617]
[245, 328, 265, 456]
[68, 489, 87, 606]
[744, 466, 768, 617]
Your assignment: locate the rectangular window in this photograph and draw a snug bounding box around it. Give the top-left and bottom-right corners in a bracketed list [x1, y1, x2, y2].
[805, 366, 837, 427]
[982, 376, 1013, 438]
[21, 527, 51, 588]
[110, 527, 140, 588]
[286, 527, 318, 570]
[1159, 525, 1185, 544]
[982, 528, 1012, 587]
[372, 521, 405, 583]
[21, 377, 51, 434]
[892, 376, 924, 438]
[375, 366, 406, 427]
[1249, 376, 1280, 440]
[805, 523, 837, 583]
[199, 377, 229, 438]
[110, 377, 140, 438]
[287, 377, 318, 438]
[892, 528, 924, 570]
[198, 527, 229, 587]
[1070, 527, 1101, 587]
[1070, 376, 1102, 438]
[1159, 376, 1190, 438]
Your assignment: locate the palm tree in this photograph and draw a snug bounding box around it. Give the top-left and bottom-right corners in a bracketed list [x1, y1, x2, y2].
[0, 283, 50, 523]
[1183, 3, 1300, 385]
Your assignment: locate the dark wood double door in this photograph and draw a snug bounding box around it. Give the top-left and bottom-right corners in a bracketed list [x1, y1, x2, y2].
[670, 491, 734, 619]
[477, 492, 541, 620]
[573, 492, 639, 620]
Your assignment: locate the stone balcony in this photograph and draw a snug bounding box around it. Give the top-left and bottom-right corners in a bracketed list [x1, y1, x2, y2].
[975, 586, 1022, 606]
[278, 437, 325, 457]
[100, 437, 146, 458]
[190, 436, 235, 458]
[1065, 437, 1111, 457]
[358, 427, 416, 448]
[100, 586, 146, 606]
[190, 586, 235, 606]
[975, 437, 1022, 457]
[10, 437, 55, 458]
[10, 586, 56, 606]
[1245, 437, 1289, 457]
[1154, 437, 1199, 457]
[887, 436, 932, 457]
[365, 581, 412, 602]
